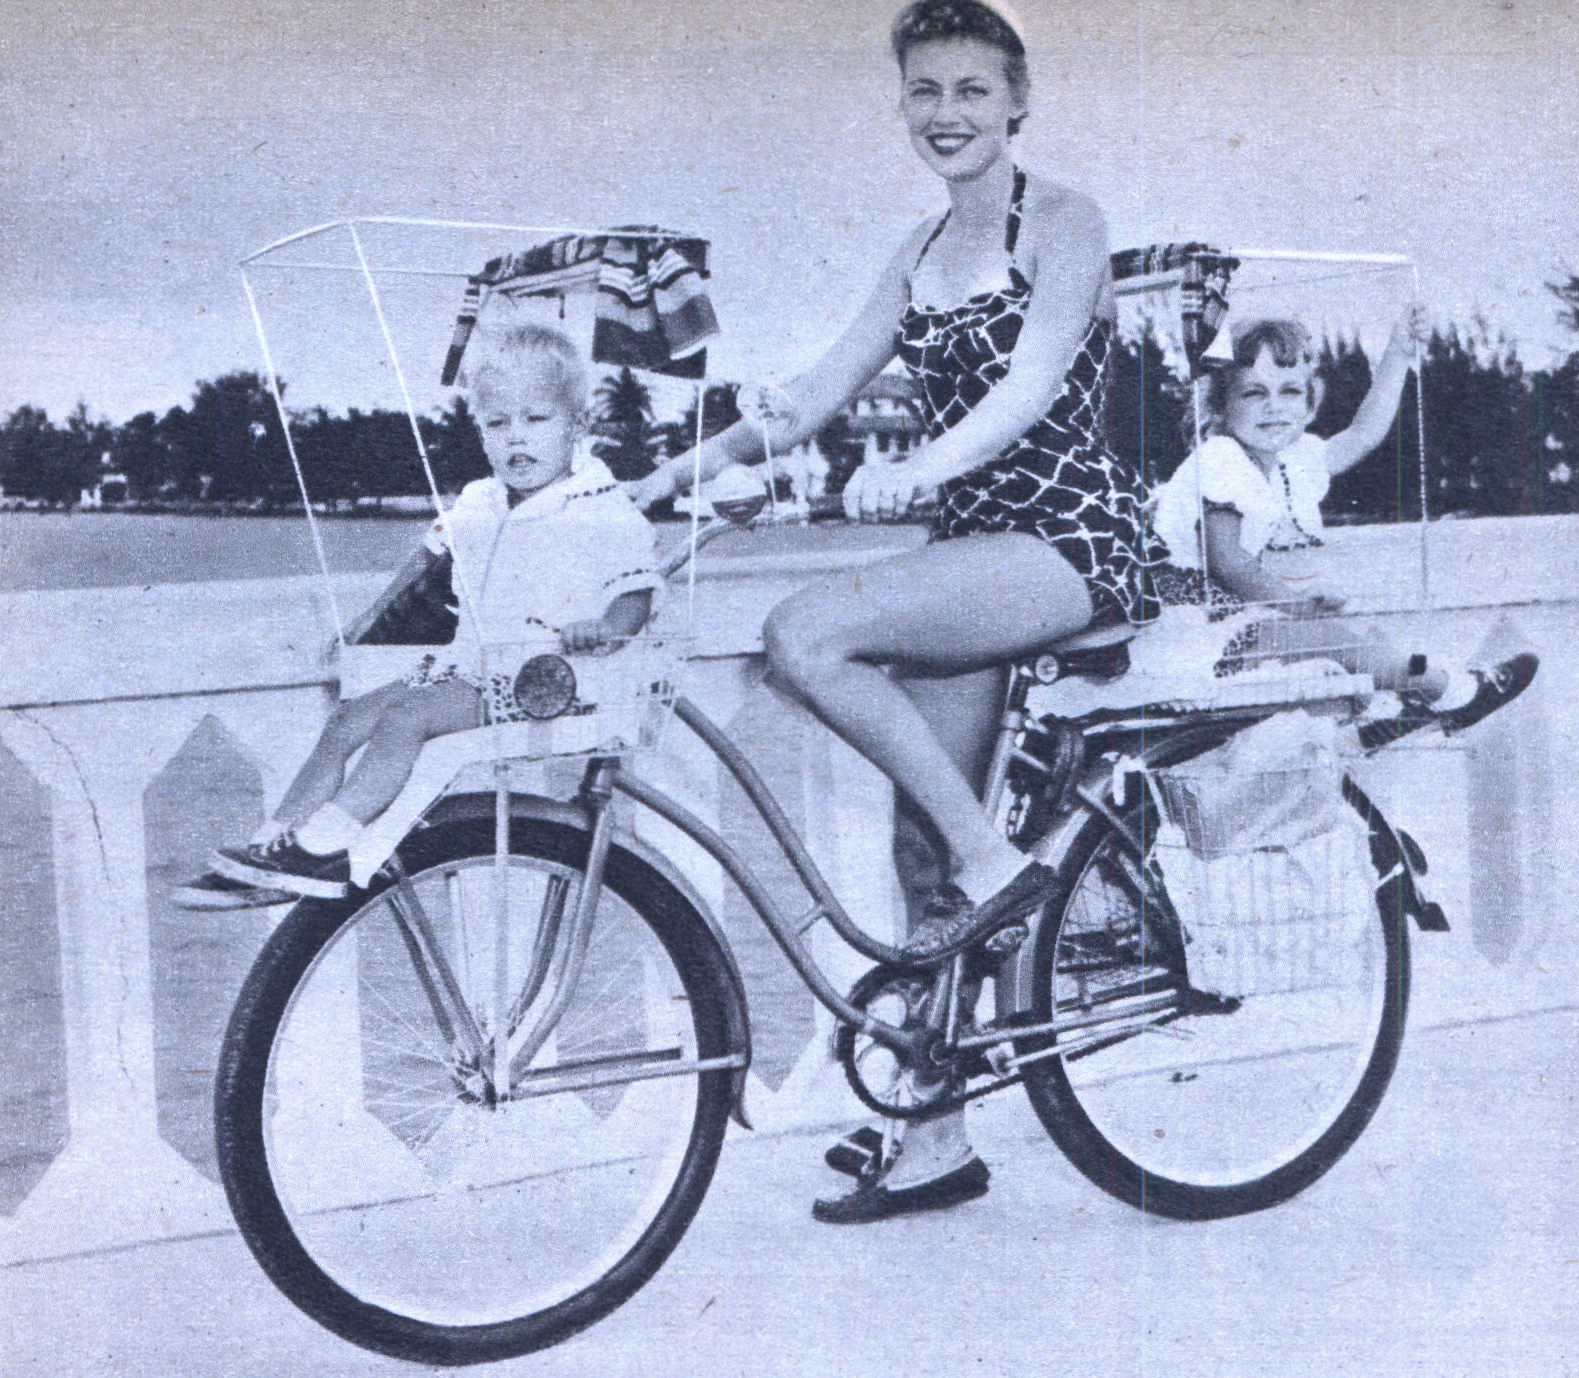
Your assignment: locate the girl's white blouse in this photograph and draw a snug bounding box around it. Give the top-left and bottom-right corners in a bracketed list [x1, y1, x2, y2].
[1152, 432, 1331, 569]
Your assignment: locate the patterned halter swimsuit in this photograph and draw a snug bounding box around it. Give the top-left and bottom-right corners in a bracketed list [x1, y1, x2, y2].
[900, 168, 1162, 625]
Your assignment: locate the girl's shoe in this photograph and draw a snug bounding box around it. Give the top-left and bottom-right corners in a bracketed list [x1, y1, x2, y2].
[1437, 653, 1538, 735]
[1357, 691, 1436, 752]
[212, 833, 351, 900]
[1359, 652, 1538, 752]
[171, 871, 295, 911]
[812, 1155, 990, 1224]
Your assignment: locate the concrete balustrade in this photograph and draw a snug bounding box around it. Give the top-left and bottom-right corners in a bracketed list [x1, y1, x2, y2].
[0, 514, 1573, 1264]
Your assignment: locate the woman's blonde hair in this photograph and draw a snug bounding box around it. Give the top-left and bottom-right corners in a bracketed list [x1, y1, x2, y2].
[461, 320, 588, 419]
[1192, 318, 1324, 442]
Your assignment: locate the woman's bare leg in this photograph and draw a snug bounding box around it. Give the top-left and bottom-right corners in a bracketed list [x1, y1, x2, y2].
[764, 531, 1093, 889]
[889, 668, 1007, 924]
[885, 667, 1006, 1186]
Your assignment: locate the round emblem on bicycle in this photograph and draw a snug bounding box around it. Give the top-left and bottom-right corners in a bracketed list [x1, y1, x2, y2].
[511, 654, 578, 720]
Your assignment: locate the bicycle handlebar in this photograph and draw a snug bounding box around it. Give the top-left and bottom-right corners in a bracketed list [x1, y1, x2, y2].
[657, 492, 935, 579]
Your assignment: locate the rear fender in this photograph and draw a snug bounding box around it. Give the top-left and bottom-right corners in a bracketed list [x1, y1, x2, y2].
[1340, 777, 1449, 933]
[420, 791, 755, 1128]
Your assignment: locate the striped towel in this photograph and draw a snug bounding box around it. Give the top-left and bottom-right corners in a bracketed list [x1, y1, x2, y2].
[1109, 243, 1239, 377]
[441, 231, 719, 385]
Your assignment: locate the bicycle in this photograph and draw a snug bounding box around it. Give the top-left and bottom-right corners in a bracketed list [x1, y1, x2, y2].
[213, 495, 1446, 1366]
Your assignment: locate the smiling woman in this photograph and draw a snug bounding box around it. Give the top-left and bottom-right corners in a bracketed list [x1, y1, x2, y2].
[628, 0, 1166, 1223]
[897, 0, 1029, 174]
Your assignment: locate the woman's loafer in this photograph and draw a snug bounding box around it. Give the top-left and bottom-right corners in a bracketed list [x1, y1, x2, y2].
[812, 1155, 990, 1224]
[900, 864, 1054, 964]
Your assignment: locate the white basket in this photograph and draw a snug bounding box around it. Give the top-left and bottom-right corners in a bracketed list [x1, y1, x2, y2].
[1150, 710, 1351, 860]
[1154, 820, 1376, 1001]
[1147, 710, 1374, 1000]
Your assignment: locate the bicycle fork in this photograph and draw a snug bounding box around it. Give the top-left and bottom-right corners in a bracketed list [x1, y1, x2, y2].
[381, 758, 621, 1107]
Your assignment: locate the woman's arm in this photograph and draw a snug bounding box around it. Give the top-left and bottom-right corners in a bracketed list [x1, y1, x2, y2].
[1202, 508, 1345, 617]
[1323, 304, 1427, 476]
[630, 225, 929, 510]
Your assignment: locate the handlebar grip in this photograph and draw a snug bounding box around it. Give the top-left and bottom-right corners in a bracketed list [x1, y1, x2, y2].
[804, 494, 937, 523]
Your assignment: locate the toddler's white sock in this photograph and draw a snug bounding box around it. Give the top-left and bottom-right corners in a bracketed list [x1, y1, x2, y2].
[248, 817, 289, 847]
[1435, 669, 1480, 712]
[295, 803, 361, 856]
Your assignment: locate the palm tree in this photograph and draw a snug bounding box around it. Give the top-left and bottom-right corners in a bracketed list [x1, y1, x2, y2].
[591, 367, 657, 480]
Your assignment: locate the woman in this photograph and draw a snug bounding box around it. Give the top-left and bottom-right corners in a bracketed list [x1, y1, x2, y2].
[632, 0, 1161, 1222]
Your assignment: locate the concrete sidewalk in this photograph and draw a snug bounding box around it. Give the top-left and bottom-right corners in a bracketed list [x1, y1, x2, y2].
[4, 1007, 1575, 1378]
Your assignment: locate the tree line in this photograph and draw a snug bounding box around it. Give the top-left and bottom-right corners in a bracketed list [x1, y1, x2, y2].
[4, 281, 1578, 521]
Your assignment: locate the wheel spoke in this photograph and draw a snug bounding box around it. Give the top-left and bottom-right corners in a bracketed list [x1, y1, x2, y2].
[1022, 799, 1406, 1217]
[384, 886, 488, 1065]
[220, 823, 733, 1358]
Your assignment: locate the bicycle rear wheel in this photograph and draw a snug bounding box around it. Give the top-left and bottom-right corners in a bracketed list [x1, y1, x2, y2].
[1020, 792, 1407, 1220]
[215, 814, 738, 1365]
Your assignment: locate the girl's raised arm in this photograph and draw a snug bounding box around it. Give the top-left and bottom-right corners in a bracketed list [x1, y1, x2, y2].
[630, 225, 927, 508]
[1324, 304, 1428, 476]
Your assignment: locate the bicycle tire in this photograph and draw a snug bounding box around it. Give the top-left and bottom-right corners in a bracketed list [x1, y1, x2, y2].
[215, 813, 737, 1365]
[1020, 787, 1408, 1221]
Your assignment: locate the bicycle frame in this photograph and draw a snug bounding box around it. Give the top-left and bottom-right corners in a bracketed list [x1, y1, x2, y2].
[452, 655, 1268, 1084]
[351, 559, 1456, 1143]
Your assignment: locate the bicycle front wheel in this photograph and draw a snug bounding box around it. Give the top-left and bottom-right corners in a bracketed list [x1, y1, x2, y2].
[215, 814, 738, 1365]
[1021, 795, 1407, 1220]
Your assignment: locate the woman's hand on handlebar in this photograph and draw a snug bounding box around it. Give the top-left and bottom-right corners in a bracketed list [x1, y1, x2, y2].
[626, 465, 682, 513]
[742, 381, 802, 454]
[841, 452, 950, 523]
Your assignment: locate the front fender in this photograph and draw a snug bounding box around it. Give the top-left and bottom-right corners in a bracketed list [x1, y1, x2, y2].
[422, 791, 755, 1128]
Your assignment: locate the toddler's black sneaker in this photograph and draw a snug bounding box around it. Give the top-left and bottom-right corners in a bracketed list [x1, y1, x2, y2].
[212, 833, 351, 899]
[171, 871, 295, 910]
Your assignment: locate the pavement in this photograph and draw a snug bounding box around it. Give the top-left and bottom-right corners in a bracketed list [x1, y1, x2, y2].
[3, 1005, 1576, 1378]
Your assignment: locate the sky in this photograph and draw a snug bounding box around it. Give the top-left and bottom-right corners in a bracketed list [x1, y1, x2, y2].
[3, 0, 1577, 422]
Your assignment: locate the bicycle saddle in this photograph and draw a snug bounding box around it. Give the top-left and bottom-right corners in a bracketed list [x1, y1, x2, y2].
[1021, 621, 1136, 684]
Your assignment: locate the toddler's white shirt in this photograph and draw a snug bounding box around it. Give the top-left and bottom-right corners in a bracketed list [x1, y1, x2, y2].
[1152, 432, 1330, 569]
[424, 451, 659, 671]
